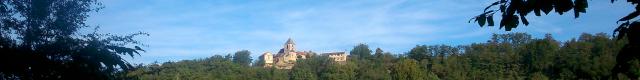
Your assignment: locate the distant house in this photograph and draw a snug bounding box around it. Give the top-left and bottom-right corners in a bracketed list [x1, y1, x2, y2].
[261, 52, 273, 68]
[324, 52, 347, 62]
[260, 38, 347, 69]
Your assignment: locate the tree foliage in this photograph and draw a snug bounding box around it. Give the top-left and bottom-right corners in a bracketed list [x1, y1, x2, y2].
[470, 0, 589, 31]
[472, 0, 640, 78]
[0, 0, 147, 79]
[350, 43, 372, 59]
[233, 50, 252, 67]
[124, 32, 633, 79]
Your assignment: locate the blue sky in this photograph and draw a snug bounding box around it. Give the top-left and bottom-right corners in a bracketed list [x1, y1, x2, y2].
[86, 0, 634, 64]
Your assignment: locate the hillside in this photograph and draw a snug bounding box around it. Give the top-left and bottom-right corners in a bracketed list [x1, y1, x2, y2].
[123, 32, 632, 80]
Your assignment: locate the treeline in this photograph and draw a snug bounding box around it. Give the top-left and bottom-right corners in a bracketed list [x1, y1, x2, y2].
[122, 32, 637, 80]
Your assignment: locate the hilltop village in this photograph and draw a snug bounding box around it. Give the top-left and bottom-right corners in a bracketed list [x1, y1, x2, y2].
[260, 38, 347, 69]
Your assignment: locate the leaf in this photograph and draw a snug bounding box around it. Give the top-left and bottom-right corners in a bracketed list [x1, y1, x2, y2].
[505, 26, 513, 31]
[487, 15, 495, 26]
[520, 14, 529, 26]
[554, 0, 574, 15]
[519, 0, 533, 16]
[540, 0, 553, 14]
[573, 0, 589, 18]
[619, 11, 640, 21]
[574, 10, 580, 18]
[532, 0, 544, 16]
[499, 16, 506, 29]
[630, 0, 640, 4]
[505, 15, 520, 31]
[574, 0, 588, 12]
[478, 15, 486, 27]
[506, 0, 520, 15]
[570, 0, 586, 18]
[513, 15, 520, 28]
[534, 9, 542, 16]
[500, 5, 506, 12]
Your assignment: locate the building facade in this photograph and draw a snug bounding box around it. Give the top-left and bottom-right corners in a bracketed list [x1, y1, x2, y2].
[261, 38, 347, 69]
[262, 38, 309, 69]
[325, 52, 347, 62]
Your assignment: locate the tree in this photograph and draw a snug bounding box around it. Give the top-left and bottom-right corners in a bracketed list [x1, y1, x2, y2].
[470, 0, 588, 31]
[290, 59, 318, 80]
[0, 0, 146, 79]
[471, 0, 640, 78]
[255, 54, 266, 67]
[391, 58, 438, 80]
[356, 59, 391, 80]
[374, 48, 384, 58]
[519, 34, 560, 78]
[233, 50, 252, 67]
[321, 62, 357, 80]
[408, 45, 432, 61]
[122, 32, 628, 79]
[350, 43, 372, 59]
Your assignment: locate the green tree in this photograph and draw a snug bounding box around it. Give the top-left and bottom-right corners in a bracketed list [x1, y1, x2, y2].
[0, 0, 147, 79]
[408, 45, 432, 61]
[291, 59, 319, 80]
[374, 48, 384, 58]
[519, 34, 560, 79]
[471, 0, 640, 78]
[233, 50, 252, 67]
[350, 43, 372, 59]
[392, 58, 438, 80]
[271, 69, 290, 80]
[361, 47, 393, 80]
[122, 32, 629, 79]
[255, 54, 266, 67]
[356, 60, 391, 80]
[321, 62, 357, 80]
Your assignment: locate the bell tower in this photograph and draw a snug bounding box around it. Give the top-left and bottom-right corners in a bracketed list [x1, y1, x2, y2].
[284, 38, 295, 52]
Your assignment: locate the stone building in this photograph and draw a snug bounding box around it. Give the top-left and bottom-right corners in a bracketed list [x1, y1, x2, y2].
[262, 38, 309, 69]
[261, 38, 348, 69]
[261, 52, 273, 68]
[324, 52, 347, 62]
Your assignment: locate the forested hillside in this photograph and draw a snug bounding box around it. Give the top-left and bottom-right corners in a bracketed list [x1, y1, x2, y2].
[122, 32, 635, 80]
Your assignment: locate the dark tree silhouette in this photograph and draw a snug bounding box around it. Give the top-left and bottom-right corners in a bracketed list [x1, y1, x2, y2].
[472, 0, 640, 78]
[350, 43, 372, 59]
[374, 47, 384, 58]
[233, 50, 252, 67]
[408, 45, 431, 62]
[0, 0, 146, 79]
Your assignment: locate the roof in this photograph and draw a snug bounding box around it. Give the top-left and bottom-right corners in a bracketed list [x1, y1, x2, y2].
[285, 38, 295, 45]
[263, 52, 272, 55]
[296, 51, 306, 55]
[322, 52, 345, 55]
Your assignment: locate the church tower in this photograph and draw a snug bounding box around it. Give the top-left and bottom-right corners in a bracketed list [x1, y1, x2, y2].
[284, 38, 295, 52]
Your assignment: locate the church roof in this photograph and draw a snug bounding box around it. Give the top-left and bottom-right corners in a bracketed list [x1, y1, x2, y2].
[285, 38, 295, 45]
[296, 51, 306, 55]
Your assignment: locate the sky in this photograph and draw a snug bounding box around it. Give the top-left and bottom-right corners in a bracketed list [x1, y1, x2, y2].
[86, 0, 635, 64]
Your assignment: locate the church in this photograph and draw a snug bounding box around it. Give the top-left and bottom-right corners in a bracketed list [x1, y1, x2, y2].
[261, 38, 347, 69]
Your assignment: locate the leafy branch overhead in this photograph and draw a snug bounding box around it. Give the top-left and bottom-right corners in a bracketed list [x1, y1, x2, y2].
[473, 0, 640, 79]
[473, 0, 640, 41]
[0, 0, 148, 79]
[471, 0, 588, 31]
